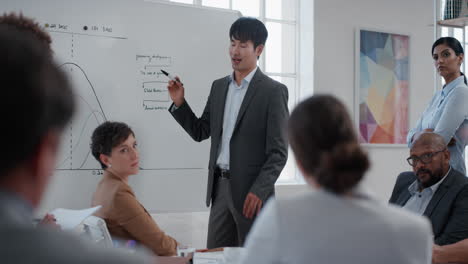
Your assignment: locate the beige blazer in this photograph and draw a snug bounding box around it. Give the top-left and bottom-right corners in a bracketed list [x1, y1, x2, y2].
[92, 172, 177, 256]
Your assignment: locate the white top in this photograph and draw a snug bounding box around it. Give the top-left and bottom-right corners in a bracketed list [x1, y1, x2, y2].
[216, 67, 258, 169]
[240, 188, 433, 264]
[406, 75, 468, 174]
[403, 167, 451, 215]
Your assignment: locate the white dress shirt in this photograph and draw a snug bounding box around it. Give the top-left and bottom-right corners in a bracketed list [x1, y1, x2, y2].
[403, 167, 451, 215]
[216, 67, 257, 170]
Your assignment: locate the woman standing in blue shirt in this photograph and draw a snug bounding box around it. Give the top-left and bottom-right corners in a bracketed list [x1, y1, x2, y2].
[407, 37, 468, 174]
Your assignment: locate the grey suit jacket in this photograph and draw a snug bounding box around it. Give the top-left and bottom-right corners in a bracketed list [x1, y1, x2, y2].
[170, 69, 289, 212]
[389, 169, 468, 245]
[0, 191, 151, 264]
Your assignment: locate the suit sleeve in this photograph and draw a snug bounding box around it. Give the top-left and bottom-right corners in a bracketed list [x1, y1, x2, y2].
[435, 185, 468, 246]
[168, 82, 214, 142]
[250, 83, 289, 201]
[388, 172, 407, 204]
[113, 189, 178, 256]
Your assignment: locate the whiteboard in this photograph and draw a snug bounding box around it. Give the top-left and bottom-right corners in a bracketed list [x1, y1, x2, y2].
[1, 0, 240, 213]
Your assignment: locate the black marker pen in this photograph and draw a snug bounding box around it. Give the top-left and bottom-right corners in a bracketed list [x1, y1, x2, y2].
[161, 69, 183, 86]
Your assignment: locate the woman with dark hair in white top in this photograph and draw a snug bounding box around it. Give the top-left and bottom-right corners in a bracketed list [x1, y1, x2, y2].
[240, 95, 433, 264]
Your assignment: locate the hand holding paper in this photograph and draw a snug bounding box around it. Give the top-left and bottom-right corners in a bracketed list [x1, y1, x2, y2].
[50, 205, 102, 230]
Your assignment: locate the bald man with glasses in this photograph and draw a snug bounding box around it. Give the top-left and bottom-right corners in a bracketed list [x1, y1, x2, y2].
[389, 132, 468, 246]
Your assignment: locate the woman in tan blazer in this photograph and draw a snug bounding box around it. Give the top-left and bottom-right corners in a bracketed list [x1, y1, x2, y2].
[90, 121, 178, 256]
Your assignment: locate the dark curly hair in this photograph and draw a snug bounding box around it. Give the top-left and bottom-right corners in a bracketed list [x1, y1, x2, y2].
[0, 12, 52, 55]
[91, 121, 135, 169]
[288, 95, 369, 194]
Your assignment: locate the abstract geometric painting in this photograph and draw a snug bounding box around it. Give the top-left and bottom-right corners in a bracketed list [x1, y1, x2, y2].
[357, 29, 409, 144]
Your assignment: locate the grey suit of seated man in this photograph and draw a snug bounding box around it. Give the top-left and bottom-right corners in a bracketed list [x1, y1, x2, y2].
[389, 132, 468, 245]
[0, 25, 151, 263]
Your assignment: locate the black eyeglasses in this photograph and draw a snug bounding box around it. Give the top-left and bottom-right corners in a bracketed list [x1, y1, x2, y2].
[406, 149, 446, 167]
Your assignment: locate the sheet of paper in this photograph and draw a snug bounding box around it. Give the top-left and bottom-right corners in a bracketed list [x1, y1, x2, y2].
[193, 251, 224, 264]
[50, 205, 101, 230]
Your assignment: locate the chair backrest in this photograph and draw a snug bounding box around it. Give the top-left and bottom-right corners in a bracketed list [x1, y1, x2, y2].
[82, 215, 113, 248]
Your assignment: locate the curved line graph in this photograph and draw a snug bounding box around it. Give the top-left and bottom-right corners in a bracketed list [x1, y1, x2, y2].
[56, 107, 105, 169]
[60, 62, 107, 121]
[56, 62, 107, 170]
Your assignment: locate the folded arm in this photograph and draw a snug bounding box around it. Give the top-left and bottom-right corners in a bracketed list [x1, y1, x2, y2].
[434, 88, 468, 145]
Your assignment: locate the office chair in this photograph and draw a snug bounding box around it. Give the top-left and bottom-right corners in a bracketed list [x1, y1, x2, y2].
[82, 215, 113, 248]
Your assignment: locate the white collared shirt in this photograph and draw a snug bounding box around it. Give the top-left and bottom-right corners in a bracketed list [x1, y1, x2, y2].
[216, 67, 258, 170]
[403, 167, 451, 215]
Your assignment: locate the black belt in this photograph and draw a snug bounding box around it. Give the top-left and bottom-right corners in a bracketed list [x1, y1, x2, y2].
[215, 167, 231, 179]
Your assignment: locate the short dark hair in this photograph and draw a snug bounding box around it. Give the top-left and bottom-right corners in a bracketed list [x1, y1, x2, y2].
[432, 37, 467, 84]
[0, 12, 52, 55]
[0, 25, 74, 176]
[91, 121, 135, 169]
[288, 95, 369, 194]
[229, 17, 268, 49]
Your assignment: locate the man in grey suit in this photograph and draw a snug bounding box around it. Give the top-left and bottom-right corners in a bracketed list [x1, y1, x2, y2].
[168, 17, 288, 248]
[389, 132, 468, 245]
[0, 25, 151, 263]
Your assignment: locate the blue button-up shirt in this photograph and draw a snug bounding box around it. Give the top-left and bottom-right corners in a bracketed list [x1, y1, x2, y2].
[407, 76, 468, 174]
[216, 67, 257, 170]
[403, 167, 451, 215]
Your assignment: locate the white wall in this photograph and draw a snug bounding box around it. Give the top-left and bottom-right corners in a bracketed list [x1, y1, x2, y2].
[312, 0, 435, 201]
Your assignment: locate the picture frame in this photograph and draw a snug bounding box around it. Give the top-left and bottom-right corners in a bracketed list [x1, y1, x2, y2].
[355, 28, 410, 147]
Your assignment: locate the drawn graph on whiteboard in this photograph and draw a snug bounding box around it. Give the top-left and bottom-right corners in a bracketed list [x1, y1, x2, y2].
[137, 54, 173, 111]
[49, 28, 206, 171]
[56, 62, 107, 170]
[50, 29, 130, 171]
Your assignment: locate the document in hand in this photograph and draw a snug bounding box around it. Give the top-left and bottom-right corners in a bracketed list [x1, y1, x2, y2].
[50, 205, 102, 230]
